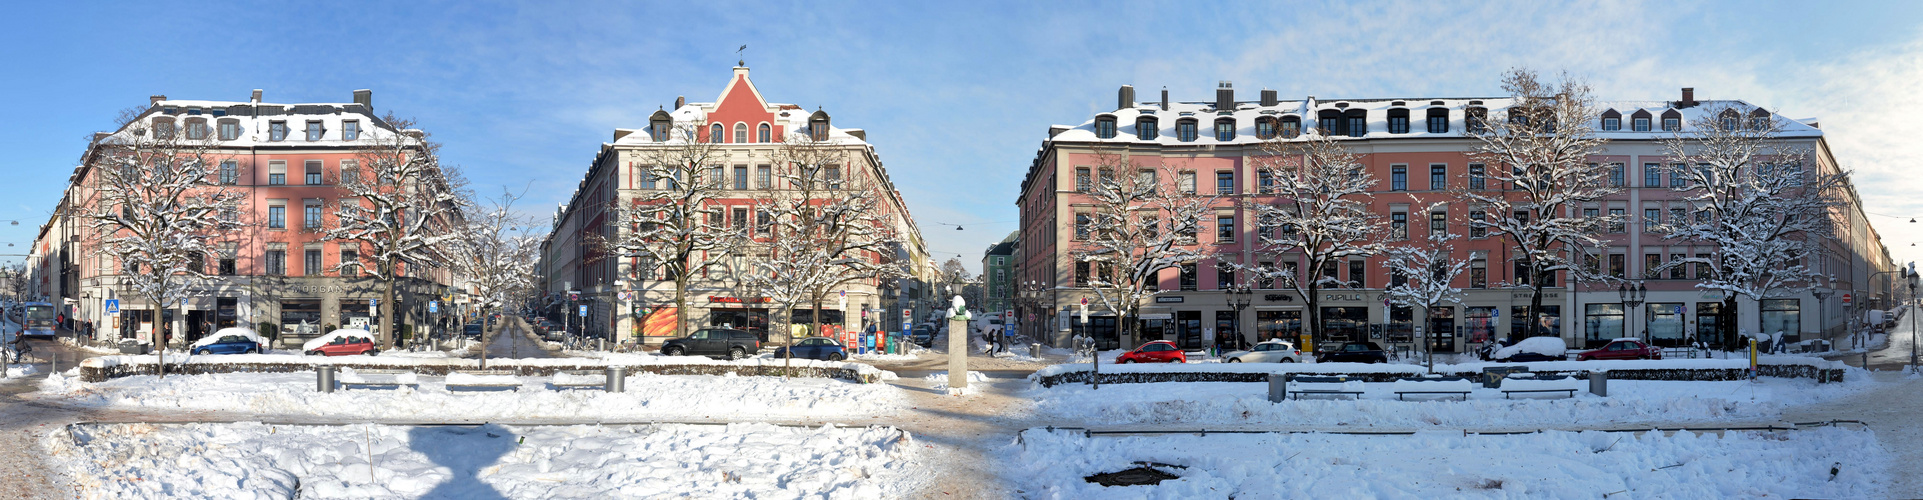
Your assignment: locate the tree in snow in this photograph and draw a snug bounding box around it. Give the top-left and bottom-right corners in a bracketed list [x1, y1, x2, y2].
[1654, 106, 1846, 349]
[1463, 68, 1619, 341]
[449, 187, 543, 363]
[1, 262, 27, 306]
[742, 133, 909, 359]
[937, 257, 981, 310]
[1243, 132, 1384, 348]
[590, 122, 749, 341]
[76, 116, 243, 375]
[1382, 206, 1470, 373]
[1070, 150, 1219, 346]
[324, 114, 467, 349]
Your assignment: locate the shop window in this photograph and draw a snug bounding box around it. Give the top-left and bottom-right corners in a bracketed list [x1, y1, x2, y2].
[1761, 299, 1801, 341]
[1584, 303, 1623, 346]
[1648, 303, 1686, 346]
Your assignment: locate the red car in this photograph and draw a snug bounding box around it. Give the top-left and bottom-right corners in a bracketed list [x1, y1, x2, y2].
[1115, 340, 1187, 364]
[1577, 338, 1663, 361]
[306, 335, 378, 356]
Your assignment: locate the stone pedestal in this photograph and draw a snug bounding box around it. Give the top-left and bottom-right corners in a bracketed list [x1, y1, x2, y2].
[948, 317, 968, 394]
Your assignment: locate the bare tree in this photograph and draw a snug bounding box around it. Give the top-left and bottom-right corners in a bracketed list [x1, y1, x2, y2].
[1071, 151, 1219, 348]
[1, 262, 27, 307]
[1244, 132, 1384, 348]
[1655, 106, 1846, 348]
[1463, 68, 1618, 341]
[449, 187, 542, 363]
[325, 114, 467, 349]
[591, 122, 746, 341]
[76, 117, 242, 376]
[1382, 207, 1469, 373]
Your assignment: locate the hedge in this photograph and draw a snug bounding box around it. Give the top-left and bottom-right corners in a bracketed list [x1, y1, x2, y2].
[78, 357, 883, 384]
[1033, 363, 1845, 388]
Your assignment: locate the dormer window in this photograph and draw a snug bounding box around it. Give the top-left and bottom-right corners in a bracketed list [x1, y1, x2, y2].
[1426, 108, 1449, 133]
[1600, 109, 1622, 131]
[305, 120, 324, 141]
[153, 118, 177, 139]
[1176, 118, 1199, 142]
[1255, 117, 1276, 139]
[1747, 109, 1771, 130]
[218, 119, 241, 141]
[1717, 109, 1739, 131]
[1631, 110, 1652, 132]
[185, 118, 209, 140]
[342, 120, 360, 141]
[269, 121, 288, 141]
[1213, 118, 1235, 141]
[1136, 116, 1158, 140]
[1280, 116, 1301, 138]
[649, 110, 673, 141]
[1387, 108, 1410, 134]
[1465, 107, 1488, 134]
[1661, 110, 1682, 132]
[710, 123, 725, 143]
[758, 123, 772, 142]
[1095, 115, 1117, 139]
[808, 110, 831, 141]
[1317, 110, 1340, 135]
[1344, 109, 1367, 137]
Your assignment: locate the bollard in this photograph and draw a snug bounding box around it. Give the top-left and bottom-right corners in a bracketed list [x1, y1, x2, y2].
[1863, 351, 1869, 370]
[605, 366, 625, 393]
[1031, 343, 1042, 359]
[1588, 370, 1607, 397]
[317, 365, 335, 393]
[1268, 374, 1286, 403]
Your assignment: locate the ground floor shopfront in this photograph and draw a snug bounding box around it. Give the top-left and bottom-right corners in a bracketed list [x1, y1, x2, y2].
[593, 284, 891, 346]
[74, 276, 442, 349]
[1569, 288, 1842, 350]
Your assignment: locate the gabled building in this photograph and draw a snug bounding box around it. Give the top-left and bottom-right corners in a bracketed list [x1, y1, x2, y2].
[982, 231, 1017, 317]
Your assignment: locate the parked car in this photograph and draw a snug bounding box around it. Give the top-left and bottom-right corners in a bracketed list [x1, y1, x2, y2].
[910, 324, 936, 347]
[1315, 341, 1388, 364]
[190, 327, 265, 355]
[463, 324, 484, 339]
[1489, 336, 1569, 362]
[1115, 340, 1187, 364]
[1222, 340, 1302, 363]
[1577, 338, 1664, 361]
[772, 336, 848, 361]
[303, 329, 378, 357]
[660, 328, 762, 360]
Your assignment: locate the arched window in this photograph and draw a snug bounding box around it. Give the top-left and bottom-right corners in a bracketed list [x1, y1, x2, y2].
[1630, 109, 1652, 132]
[1280, 116, 1301, 138]
[1136, 116, 1158, 140]
[710, 123, 725, 143]
[1343, 109, 1367, 137]
[808, 110, 831, 141]
[650, 110, 672, 141]
[734, 122, 748, 143]
[1176, 118, 1199, 142]
[1425, 108, 1450, 133]
[1600, 109, 1622, 131]
[1316, 110, 1341, 135]
[1387, 108, 1410, 134]
[758, 123, 772, 142]
[1214, 117, 1235, 141]
[1095, 115, 1117, 139]
[1255, 117, 1276, 139]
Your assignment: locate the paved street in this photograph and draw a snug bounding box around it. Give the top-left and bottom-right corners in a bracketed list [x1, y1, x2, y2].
[476, 317, 556, 360]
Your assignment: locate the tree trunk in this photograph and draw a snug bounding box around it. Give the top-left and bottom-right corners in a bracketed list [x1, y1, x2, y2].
[673, 269, 689, 339]
[1526, 264, 1548, 343]
[1421, 305, 1433, 373]
[382, 274, 397, 350]
[154, 302, 166, 379]
[1305, 282, 1323, 351]
[1721, 296, 1740, 351]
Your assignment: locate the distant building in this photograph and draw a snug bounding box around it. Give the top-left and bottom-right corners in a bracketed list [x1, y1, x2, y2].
[981, 231, 1017, 316]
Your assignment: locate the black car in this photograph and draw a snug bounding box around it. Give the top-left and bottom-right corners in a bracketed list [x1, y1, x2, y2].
[463, 324, 484, 339]
[1316, 341, 1389, 364]
[660, 328, 763, 360]
[910, 324, 936, 347]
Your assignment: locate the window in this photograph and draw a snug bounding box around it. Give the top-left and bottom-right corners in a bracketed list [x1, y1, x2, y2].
[826, 166, 842, 190]
[304, 250, 322, 276]
[342, 120, 360, 141]
[1669, 254, 1687, 279]
[1074, 261, 1090, 287]
[1585, 303, 1625, 344]
[1426, 108, 1449, 133]
[1609, 253, 1625, 277]
[1216, 171, 1234, 194]
[1317, 111, 1339, 135]
[304, 203, 322, 230]
[756, 209, 772, 234]
[1346, 112, 1366, 137]
[1176, 119, 1198, 142]
[1217, 265, 1235, 290]
[1467, 164, 1485, 190]
[1178, 171, 1196, 194]
[340, 250, 358, 277]
[1095, 116, 1117, 138]
[1671, 163, 1688, 187]
[1608, 163, 1624, 187]
[1469, 210, 1486, 238]
[1470, 259, 1487, 288]
[734, 123, 748, 143]
[707, 166, 725, 188]
[1608, 208, 1625, 233]
[265, 250, 286, 276]
[1215, 119, 1235, 141]
[305, 161, 323, 185]
[1180, 263, 1197, 291]
[268, 206, 285, 229]
[1349, 260, 1366, 287]
[1645, 254, 1662, 278]
[1136, 117, 1158, 140]
[1429, 212, 1446, 238]
[1390, 212, 1408, 240]
[758, 123, 772, 143]
[638, 167, 657, 189]
[1255, 118, 1275, 139]
[1074, 213, 1091, 240]
[1258, 170, 1275, 194]
[733, 165, 748, 190]
[1074, 167, 1090, 192]
[1693, 253, 1711, 279]
[1761, 299, 1801, 339]
[1644, 209, 1660, 232]
[1662, 116, 1681, 132]
[710, 123, 724, 143]
[1429, 165, 1446, 190]
[756, 165, 771, 189]
[305, 121, 323, 141]
[1280, 116, 1301, 138]
[1632, 114, 1651, 132]
[1669, 208, 1686, 228]
[1391, 166, 1406, 191]
[1602, 117, 1620, 131]
[185, 120, 209, 140]
[219, 160, 238, 185]
[269, 121, 287, 141]
[1639, 163, 1659, 188]
[1465, 108, 1488, 134]
[1388, 110, 1410, 134]
[153, 119, 176, 139]
[732, 207, 748, 230]
[218, 120, 241, 141]
[1216, 215, 1234, 242]
[219, 247, 236, 276]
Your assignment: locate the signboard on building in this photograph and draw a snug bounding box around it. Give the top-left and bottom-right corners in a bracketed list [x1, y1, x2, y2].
[1155, 296, 1184, 303]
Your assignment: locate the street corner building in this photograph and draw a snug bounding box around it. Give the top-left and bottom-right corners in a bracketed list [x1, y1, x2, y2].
[1016, 83, 1895, 354]
[538, 64, 938, 346]
[27, 90, 452, 349]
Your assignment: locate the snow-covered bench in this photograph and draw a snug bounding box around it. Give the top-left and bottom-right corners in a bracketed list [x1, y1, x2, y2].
[336, 370, 421, 391]
[1498, 376, 1583, 399]
[546, 371, 608, 391]
[1392, 377, 1473, 401]
[445, 373, 522, 392]
[1286, 375, 1364, 400]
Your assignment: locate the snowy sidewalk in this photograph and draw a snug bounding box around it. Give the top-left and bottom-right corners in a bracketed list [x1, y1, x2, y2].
[1784, 370, 1923, 498]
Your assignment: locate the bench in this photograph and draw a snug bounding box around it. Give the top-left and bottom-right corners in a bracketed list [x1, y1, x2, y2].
[545, 371, 609, 391]
[336, 371, 421, 391]
[1286, 375, 1364, 400]
[1498, 376, 1583, 399]
[445, 373, 524, 392]
[1391, 377, 1473, 401]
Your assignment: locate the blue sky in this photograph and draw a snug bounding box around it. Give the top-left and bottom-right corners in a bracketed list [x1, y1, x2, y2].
[5, 1, 1923, 274]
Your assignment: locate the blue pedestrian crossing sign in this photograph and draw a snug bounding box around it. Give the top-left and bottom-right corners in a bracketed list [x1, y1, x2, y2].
[579, 305, 589, 317]
[105, 299, 120, 315]
[429, 301, 439, 314]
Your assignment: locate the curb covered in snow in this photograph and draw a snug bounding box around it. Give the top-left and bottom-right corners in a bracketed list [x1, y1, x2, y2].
[1031, 358, 1848, 387]
[76, 353, 888, 384]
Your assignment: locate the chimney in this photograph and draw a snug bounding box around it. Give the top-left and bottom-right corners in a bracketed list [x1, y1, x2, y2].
[93, 132, 111, 142]
[1118, 85, 1135, 110]
[1680, 87, 1697, 108]
[1216, 81, 1234, 111]
[1260, 89, 1277, 107]
[675, 96, 685, 109]
[1160, 87, 1169, 111]
[250, 89, 262, 103]
[149, 95, 166, 106]
[352, 89, 372, 113]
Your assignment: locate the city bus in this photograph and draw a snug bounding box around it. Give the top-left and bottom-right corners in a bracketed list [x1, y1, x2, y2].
[21, 301, 57, 338]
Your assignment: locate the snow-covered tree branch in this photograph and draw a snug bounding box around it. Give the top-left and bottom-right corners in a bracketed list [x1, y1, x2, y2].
[449, 186, 542, 359]
[1070, 150, 1219, 345]
[1382, 208, 1469, 372]
[324, 114, 467, 348]
[1243, 132, 1384, 347]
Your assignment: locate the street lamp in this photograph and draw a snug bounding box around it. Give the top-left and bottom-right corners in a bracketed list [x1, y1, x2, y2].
[1812, 284, 1833, 348]
[1223, 283, 1253, 351]
[1908, 266, 1918, 373]
[1619, 281, 1647, 341]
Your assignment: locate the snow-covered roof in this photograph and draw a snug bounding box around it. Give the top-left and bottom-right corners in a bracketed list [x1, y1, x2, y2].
[608, 102, 869, 147]
[1046, 95, 1823, 145]
[105, 96, 412, 148]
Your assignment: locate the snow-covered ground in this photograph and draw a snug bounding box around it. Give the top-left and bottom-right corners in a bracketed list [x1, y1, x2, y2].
[35, 370, 906, 422]
[1010, 426, 1886, 498]
[49, 422, 917, 499]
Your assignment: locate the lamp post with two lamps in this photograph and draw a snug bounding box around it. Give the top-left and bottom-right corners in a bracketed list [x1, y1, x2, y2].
[1619, 281, 1647, 343]
[1223, 283, 1253, 353]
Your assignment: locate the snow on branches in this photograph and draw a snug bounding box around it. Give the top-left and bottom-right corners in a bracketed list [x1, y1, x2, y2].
[1382, 212, 1470, 372]
[1070, 150, 1219, 339]
[1244, 132, 1384, 344]
[324, 115, 466, 347]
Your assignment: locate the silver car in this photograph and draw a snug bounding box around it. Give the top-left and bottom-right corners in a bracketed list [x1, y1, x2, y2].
[1223, 340, 1303, 363]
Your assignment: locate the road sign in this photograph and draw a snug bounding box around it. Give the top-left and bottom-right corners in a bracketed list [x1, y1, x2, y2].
[569, 290, 580, 301]
[579, 305, 589, 317]
[1842, 294, 1852, 307]
[429, 301, 439, 314]
[369, 299, 377, 309]
[901, 309, 911, 320]
[105, 299, 119, 315]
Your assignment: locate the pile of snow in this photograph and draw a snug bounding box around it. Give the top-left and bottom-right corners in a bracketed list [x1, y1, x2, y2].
[301, 329, 375, 351]
[445, 373, 521, 386]
[1010, 426, 1885, 498]
[1492, 336, 1569, 360]
[188, 327, 266, 350]
[5, 363, 38, 379]
[550, 371, 605, 385]
[849, 352, 920, 362]
[925, 371, 992, 395]
[49, 422, 916, 499]
[37, 371, 908, 421]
